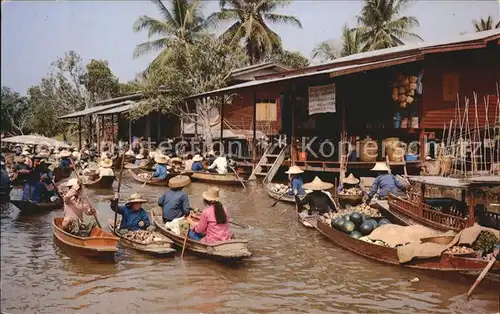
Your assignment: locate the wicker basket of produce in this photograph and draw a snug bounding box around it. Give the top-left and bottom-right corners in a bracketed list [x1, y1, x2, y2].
[359, 140, 378, 162]
[383, 137, 405, 162]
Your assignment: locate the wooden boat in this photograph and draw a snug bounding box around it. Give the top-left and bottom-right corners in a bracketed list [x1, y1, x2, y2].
[152, 210, 251, 260]
[266, 183, 295, 203]
[53, 167, 72, 182]
[128, 168, 177, 186]
[11, 199, 63, 214]
[108, 223, 176, 255]
[82, 175, 115, 189]
[315, 218, 500, 275]
[53, 217, 118, 258]
[184, 171, 243, 186]
[298, 212, 318, 228]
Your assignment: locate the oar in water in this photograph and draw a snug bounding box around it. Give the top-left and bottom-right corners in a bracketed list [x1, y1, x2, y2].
[467, 257, 496, 299]
[271, 190, 290, 207]
[229, 166, 246, 189]
[70, 159, 102, 229]
[229, 220, 251, 229]
[113, 154, 127, 232]
[181, 227, 189, 259]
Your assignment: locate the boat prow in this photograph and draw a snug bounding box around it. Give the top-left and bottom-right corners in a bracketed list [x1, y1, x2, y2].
[108, 222, 176, 255]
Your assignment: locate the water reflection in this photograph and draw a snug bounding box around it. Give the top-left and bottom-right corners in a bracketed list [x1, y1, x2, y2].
[1, 177, 499, 313]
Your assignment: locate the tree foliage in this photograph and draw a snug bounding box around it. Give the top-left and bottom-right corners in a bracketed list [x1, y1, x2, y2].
[473, 15, 500, 32]
[214, 0, 302, 64]
[312, 24, 362, 62]
[82, 59, 119, 102]
[0, 87, 30, 135]
[267, 50, 309, 69]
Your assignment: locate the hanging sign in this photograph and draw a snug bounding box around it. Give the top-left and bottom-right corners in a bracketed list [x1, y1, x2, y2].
[308, 83, 336, 115]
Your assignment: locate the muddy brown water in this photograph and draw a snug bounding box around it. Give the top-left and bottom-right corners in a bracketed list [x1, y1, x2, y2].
[1, 177, 499, 314]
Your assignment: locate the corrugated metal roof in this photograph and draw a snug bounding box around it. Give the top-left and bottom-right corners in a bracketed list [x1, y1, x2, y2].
[59, 102, 126, 119]
[188, 55, 420, 99]
[96, 101, 137, 115]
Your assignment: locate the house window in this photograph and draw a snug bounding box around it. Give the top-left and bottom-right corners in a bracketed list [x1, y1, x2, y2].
[256, 100, 277, 121]
[442, 72, 459, 102]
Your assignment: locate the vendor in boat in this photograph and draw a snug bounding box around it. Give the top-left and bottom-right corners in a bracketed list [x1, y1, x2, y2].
[204, 150, 216, 168]
[158, 175, 191, 223]
[88, 158, 114, 180]
[14, 144, 22, 156]
[12, 155, 31, 183]
[110, 192, 154, 234]
[0, 160, 12, 196]
[366, 162, 407, 203]
[58, 150, 72, 170]
[285, 166, 305, 196]
[152, 154, 169, 180]
[295, 177, 337, 216]
[191, 154, 204, 171]
[21, 149, 33, 169]
[134, 153, 144, 167]
[207, 152, 228, 174]
[21, 163, 51, 204]
[338, 173, 362, 193]
[187, 186, 231, 243]
[61, 178, 97, 237]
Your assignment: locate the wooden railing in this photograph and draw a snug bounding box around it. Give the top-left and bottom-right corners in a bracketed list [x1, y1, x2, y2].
[388, 195, 468, 232]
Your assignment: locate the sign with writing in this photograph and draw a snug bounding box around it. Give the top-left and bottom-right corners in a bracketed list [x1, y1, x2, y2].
[308, 83, 336, 115]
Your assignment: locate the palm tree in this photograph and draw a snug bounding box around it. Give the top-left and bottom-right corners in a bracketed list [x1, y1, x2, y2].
[133, 0, 214, 62]
[213, 0, 302, 64]
[473, 15, 500, 32]
[356, 0, 422, 51]
[312, 24, 362, 61]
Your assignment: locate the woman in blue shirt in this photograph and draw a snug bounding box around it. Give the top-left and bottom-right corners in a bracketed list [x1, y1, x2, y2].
[191, 154, 204, 171]
[366, 162, 406, 203]
[152, 154, 169, 180]
[110, 193, 154, 234]
[285, 166, 305, 196]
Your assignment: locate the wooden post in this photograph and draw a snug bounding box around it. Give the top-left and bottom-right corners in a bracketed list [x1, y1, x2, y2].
[78, 117, 82, 150]
[111, 114, 115, 145]
[252, 89, 257, 167]
[467, 188, 476, 227]
[128, 119, 132, 148]
[157, 111, 161, 142]
[291, 85, 296, 165]
[419, 129, 426, 161]
[100, 115, 104, 151]
[88, 115, 93, 149]
[220, 101, 224, 152]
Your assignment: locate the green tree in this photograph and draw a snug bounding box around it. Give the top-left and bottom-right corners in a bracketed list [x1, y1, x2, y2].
[25, 85, 65, 137]
[267, 50, 309, 69]
[312, 24, 362, 61]
[81, 59, 119, 102]
[0, 86, 30, 135]
[133, 0, 214, 65]
[118, 81, 141, 96]
[356, 0, 422, 51]
[215, 0, 302, 64]
[473, 15, 500, 32]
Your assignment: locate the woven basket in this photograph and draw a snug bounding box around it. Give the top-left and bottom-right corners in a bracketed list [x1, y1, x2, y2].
[359, 140, 378, 162]
[384, 137, 404, 162]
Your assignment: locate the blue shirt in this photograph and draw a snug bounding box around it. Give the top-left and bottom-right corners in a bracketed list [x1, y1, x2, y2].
[158, 190, 190, 222]
[289, 177, 305, 195]
[368, 174, 405, 198]
[22, 182, 47, 203]
[0, 168, 12, 193]
[152, 164, 168, 180]
[117, 204, 150, 231]
[59, 158, 71, 169]
[191, 161, 203, 171]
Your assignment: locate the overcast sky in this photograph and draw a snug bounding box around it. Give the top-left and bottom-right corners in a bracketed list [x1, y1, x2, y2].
[2, 0, 499, 94]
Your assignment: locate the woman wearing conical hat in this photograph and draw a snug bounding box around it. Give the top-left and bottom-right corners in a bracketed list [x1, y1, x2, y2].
[295, 177, 337, 216]
[285, 166, 305, 196]
[338, 173, 361, 193]
[366, 162, 406, 203]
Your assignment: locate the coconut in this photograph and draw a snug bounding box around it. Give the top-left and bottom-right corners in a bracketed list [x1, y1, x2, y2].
[407, 89, 415, 96]
[409, 82, 417, 90]
[399, 86, 406, 94]
[409, 76, 417, 83]
[399, 94, 407, 102]
[407, 96, 414, 104]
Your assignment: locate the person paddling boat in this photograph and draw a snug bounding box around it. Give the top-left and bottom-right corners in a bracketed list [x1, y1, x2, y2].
[62, 178, 97, 237]
[285, 166, 305, 196]
[295, 177, 337, 216]
[110, 193, 154, 234]
[158, 175, 191, 223]
[365, 162, 406, 203]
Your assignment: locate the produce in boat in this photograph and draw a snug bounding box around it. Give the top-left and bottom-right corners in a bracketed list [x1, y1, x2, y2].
[338, 188, 362, 196]
[350, 231, 362, 239]
[343, 214, 351, 222]
[365, 219, 378, 229]
[360, 221, 375, 235]
[471, 231, 498, 254]
[327, 204, 381, 220]
[343, 221, 356, 234]
[270, 183, 289, 195]
[378, 218, 391, 226]
[119, 229, 170, 245]
[349, 212, 363, 226]
[445, 246, 475, 255]
[331, 217, 342, 229]
[336, 218, 347, 231]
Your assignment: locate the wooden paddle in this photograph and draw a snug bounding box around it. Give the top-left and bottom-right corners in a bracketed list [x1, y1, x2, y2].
[181, 228, 189, 259]
[467, 257, 496, 299]
[113, 154, 127, 232]
[70, 159, 102, 229]
[229, 166, 246, 189]
[271, 190, 289, 207]
[229, 220, 251, 229]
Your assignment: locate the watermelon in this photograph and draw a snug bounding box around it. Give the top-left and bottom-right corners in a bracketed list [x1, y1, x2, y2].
[364, 219, 378, 229]
[336, 218, 347, 231]
[331, 217, 342, 229]
[343, 221, 356, 233]
[360, 221, 374, 235]
[350, 231, 362, 239]
[378, 219, 391, 226]
[349, 212, 363, 226]
[343, 214, 351, 222]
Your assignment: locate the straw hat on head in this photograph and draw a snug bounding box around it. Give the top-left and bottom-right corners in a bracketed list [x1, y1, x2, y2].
[100, 158, 113, 168]
[192, 154, 203, 162]
[168, 175, 191, 189]
[170, 157, 182, 163]
[21, 150, 30, 156]
[202, 186, 220, 202]
[302, 177, 333, 191]
[370, 162, 390, 172]
[154, 154, 169, 164]
[127, 193, 147, 204]
[135, 154, 144, 160]
[65, 178, 79, 187]
[148, 151, 156, 159]
[59, 150, 71, 158]
[285, 165, 304, 175]
[344, 173, 360, 185]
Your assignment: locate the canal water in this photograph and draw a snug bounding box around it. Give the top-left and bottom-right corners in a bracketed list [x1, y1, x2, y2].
[1, 177, 499, 314]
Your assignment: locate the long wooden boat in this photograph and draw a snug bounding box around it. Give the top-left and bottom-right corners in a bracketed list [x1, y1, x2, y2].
[152, 210, 251, 260]
[128, 168, 177, 186]
[315, 218, 500, 275]
[82, 175, 115, 189]
[11, 199, 63, 214]
[183, 171, 243, 186]
[266, 184, 295, 203]
[298, 213, 318, 228]
[108, 223, 176, 255]
[53, 217, 118, 258]
[53, 167, 72, 183]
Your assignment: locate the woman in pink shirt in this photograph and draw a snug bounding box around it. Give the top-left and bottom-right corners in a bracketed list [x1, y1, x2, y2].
[189, 187, 232, 243]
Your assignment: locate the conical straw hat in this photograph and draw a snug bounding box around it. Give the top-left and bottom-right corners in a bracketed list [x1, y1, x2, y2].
[59, 150, 71, 158]
[154, 154, 169, 164]
[285, 165, 304, 175]
[370, 162, 390, 172]
[202, 186, 220, 202]
[343, 173, 359, 185]
[127, 193, 147, 204]
[100, 158, 113, 168]
[302, 176, 333, 191]
[192, 154, 203, 162]
[168, 175, 191, 189]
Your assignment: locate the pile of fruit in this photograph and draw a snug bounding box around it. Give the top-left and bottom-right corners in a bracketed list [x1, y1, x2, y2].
[270, 184, 289, 194]
[326, 204, 382, 220]
[338, 188, 362, 196]
[326, 210, 391, 240]
[122, 230, 170, 244]
[138, 173, 152, 180]
[444, 246, 475, 255]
